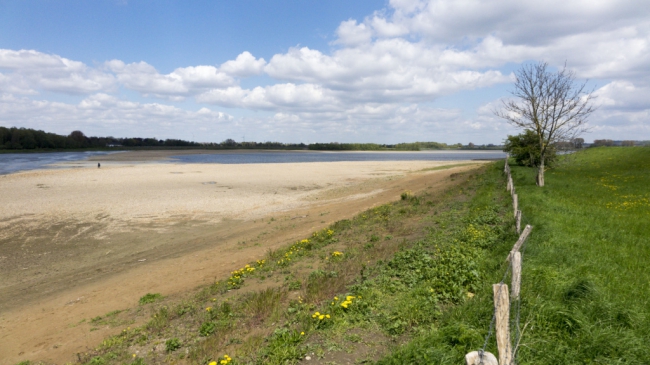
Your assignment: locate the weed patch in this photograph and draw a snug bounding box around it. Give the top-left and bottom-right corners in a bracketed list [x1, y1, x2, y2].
[138, 293, 162, 305]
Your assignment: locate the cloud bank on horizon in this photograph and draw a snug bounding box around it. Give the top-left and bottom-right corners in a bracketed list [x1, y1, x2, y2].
[1, 0, 648, 144]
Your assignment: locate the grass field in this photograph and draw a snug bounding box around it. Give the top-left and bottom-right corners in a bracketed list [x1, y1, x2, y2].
[510, 147, 650, 363]
[379, 147, 650, 364]
[16, 147, 649, 365]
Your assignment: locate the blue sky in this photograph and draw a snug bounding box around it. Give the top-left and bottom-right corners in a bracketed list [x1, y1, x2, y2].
[1, 0, 648, 144]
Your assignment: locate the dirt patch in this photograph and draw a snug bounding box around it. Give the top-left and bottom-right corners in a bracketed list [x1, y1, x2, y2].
[0, 161, 484, 365]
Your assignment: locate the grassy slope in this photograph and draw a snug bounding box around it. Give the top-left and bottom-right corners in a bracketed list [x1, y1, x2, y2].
[379, 147, 650, 364]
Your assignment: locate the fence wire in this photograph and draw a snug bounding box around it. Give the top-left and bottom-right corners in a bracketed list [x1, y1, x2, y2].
[477, 158, 531, 365]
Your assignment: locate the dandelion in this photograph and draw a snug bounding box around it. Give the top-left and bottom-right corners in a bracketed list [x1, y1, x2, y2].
[325, 314, 330, 319]
[301, 331, 305, 335]
[133, 354, 136, 358]
[319, 314, 325, 320]
[206, 307, 212, 312]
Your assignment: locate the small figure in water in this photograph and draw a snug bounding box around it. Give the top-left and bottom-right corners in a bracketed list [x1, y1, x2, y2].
[98, 163, 101, 168]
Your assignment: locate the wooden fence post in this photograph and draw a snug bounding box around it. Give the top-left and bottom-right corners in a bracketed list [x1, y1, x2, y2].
[507, 224, 532, 262]
[493, 283, 512, 365]
[465, 351, 498, 365]
[513, 194, 518, 218]
[515, 210, 522, 234]
[511, 252, 522, 300]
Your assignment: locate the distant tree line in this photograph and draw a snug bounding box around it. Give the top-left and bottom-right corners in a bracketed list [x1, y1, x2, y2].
[592, 139, 642, 147]
[0, 127, 202, 150]
[0, 127, 470, 152]
[307, 141, 459, 151]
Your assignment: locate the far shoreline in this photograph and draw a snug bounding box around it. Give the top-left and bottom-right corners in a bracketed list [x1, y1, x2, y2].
[87, 148, 506, 162]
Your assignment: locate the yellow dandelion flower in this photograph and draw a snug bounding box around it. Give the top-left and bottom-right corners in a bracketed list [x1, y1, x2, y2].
[319, 314, 325, 320]
[325, 314, 330, 318]
[301, 331, 305, 335]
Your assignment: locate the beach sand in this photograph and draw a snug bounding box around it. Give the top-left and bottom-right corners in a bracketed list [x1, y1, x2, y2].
[0, 154, 486, 364]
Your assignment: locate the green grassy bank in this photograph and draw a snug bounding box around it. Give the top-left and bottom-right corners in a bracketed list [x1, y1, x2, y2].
[380, 147, 650, 364]
[511, 147, 650, 363]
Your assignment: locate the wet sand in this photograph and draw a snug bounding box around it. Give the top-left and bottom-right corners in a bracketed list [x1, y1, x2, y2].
[0, 153, 487, 364]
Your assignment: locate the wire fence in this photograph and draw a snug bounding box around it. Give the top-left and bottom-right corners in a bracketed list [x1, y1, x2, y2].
[465, 156, 532, 365]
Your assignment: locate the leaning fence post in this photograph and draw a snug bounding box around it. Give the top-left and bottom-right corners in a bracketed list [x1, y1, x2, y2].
[493, 283, 512, 365]
[507, 224, 532, 262]
[513, 194, 518, 218]
[465, 351, 498, 365]
[511, 252, 522, 300]
[515, 210, 522, 234]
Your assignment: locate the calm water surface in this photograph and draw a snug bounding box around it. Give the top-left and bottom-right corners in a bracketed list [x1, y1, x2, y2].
[0, 150, 506, 175]
[0, 151, 116, 175]
[171, 150, 506, 164]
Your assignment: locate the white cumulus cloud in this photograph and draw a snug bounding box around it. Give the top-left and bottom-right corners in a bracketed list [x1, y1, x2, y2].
[220, 51, 267, 78]
[0, 49, 115, 94]
[106, 60, 235, 98]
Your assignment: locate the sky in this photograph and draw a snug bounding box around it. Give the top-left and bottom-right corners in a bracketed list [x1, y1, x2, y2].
[1, 0, 649, 144]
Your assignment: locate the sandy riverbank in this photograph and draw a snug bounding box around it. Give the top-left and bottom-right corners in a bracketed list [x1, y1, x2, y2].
[0, 157, 486, 364]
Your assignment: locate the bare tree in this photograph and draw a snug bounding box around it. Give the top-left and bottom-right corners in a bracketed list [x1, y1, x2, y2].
[496, 62, 595, 186]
